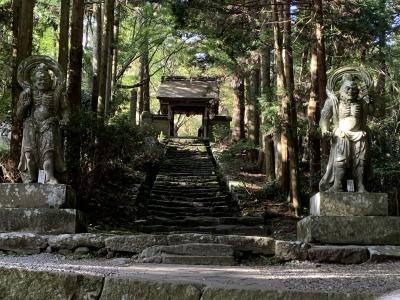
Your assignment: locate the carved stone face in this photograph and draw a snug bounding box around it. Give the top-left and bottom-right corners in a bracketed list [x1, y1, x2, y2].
[34, 70, 52, 91]
[339, 80, 359, 102]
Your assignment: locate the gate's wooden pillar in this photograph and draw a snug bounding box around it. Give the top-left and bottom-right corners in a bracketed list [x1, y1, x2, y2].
[203, 106, 209, 138]
[168, 105, 174, 136]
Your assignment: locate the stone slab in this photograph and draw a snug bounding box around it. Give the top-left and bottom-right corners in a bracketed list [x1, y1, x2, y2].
[47, 233, 106, 250]
[0, 232, 48, 254]
[100, 277, 202, 300]
[106, 233, 275, 255]
[0, 267, 103, 300]
[161, 255, 235, 265]
[105, 234, 168, 254]
[298, 216, 400, 245]
[0, 184, 76, 209]
[368, 246, 400, 262]
[310, 192, 388, 216]
[274, 240, 309, 261]
[0, 208, 86, 234]
[308, 245, 369, 264]
[139, 243, 233, 258]
[201, 287, 375, 300]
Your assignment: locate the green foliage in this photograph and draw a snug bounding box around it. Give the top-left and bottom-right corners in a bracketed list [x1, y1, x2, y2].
[211, 124, 231, 143]
[259, 95, 279, 134]
[227, 140, 259, 156]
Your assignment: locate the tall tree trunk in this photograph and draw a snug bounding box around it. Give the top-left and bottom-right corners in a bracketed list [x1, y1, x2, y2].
[97, 0, 114, 117]
[273, 0, 289, 192]
[130, 89, 138, 126]
[91, 2, 102, 113]
[261, 46, 275, 179]
[58, 0, 70, 75]
[247, 66, 257, 145]
[282, 0, 300, 215]
[67, 0, 85, 191]
[111, 3, 120, 105]
[308, 0, 327, 193]
[140, 40, 150, 113]
[10, 0, 34, 170]
[104, 0, 115, 116]
[376, 29, 386, 116]
[231, 70, 245, 142]
[299, 43, 309, 84]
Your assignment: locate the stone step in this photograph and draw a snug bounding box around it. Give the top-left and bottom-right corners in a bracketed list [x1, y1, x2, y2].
[148, 199, 229, 208]
[146, 204, 233, 214]
[154, 182, 220, 188]
[156, 175, 218, 180]
[145, 216, 263, 227]
[137, 224, 270, 236]
[146, 210, 235, 218]
[157, 173, 216, 177]
[150, 195, 230, 203]
[151, 189, 222, 196]
[140, 254, 235, 265]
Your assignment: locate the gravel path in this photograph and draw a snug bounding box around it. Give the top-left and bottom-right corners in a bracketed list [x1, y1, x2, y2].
[0, 254, 400, 296]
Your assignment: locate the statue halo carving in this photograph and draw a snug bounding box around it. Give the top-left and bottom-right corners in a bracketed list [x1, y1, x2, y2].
[327, 66, 373, 92]
[17, 55, 65, 100]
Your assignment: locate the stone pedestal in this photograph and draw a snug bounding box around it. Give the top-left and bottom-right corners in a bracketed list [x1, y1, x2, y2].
[0, 184, 86, 234]
[310, 192, 388, 216]
[298, 192, 400, 245]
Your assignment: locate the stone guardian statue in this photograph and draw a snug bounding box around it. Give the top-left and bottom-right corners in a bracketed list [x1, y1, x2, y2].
[16, 56, 70, 184]
[319, 67, 374, 193]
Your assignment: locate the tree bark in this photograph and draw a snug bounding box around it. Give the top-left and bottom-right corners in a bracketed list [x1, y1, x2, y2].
[231, 70, 245, 142]
[91, 2, 102, 113]
[282, 0, 300, 215]
[273, 0, 289, 192]
[10, 0, 34, 170]
[140, 40, 150, 113]
[104, 0, 115, 116]
[66, 0, 85, 191]
[376, 29, 386, 116]
[58, 0, 70, 75]
[97, 0, 114, 117]
[111, 3, 120, 105]
[308, 0, 327, 193]
[130, 89, 138, 126]
[247, 53, 261, 146]
[261, 46, 275, 179]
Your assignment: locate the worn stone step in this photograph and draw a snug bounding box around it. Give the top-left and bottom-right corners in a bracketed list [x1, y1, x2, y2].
[146, 210, 235, 218]
[153, 182, 220, 188]
[148, 199, 229, 208]
[140, 254, 236, 265]
[146, 216, 263, 227]
[139, 243, 234, 258]
[156, 174, 218, 179]
[138, 224, 270, 236]
[150, 195, 230, 203]
[151, 189, 222, 196]
[146, 205, 233, 215]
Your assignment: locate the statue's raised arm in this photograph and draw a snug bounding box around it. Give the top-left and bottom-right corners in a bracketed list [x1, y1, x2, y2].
[319, 67, 373, 193]
[16, 55, 69, 184]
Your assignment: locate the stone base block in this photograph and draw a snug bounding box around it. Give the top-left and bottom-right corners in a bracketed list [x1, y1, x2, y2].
[368, 245, 400, 262]
[298, 216, 400, 245]
[310, 192, 388, 216]
[0, 184, 76, 209]
[308, 245, 369, 264]
[0, 208, 86, 234]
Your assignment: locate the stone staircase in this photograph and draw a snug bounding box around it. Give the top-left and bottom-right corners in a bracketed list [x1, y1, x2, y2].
[137, 138, 267, 235]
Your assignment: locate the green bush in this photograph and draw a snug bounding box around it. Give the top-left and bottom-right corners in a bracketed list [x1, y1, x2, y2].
[212, 124, 231, 143]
